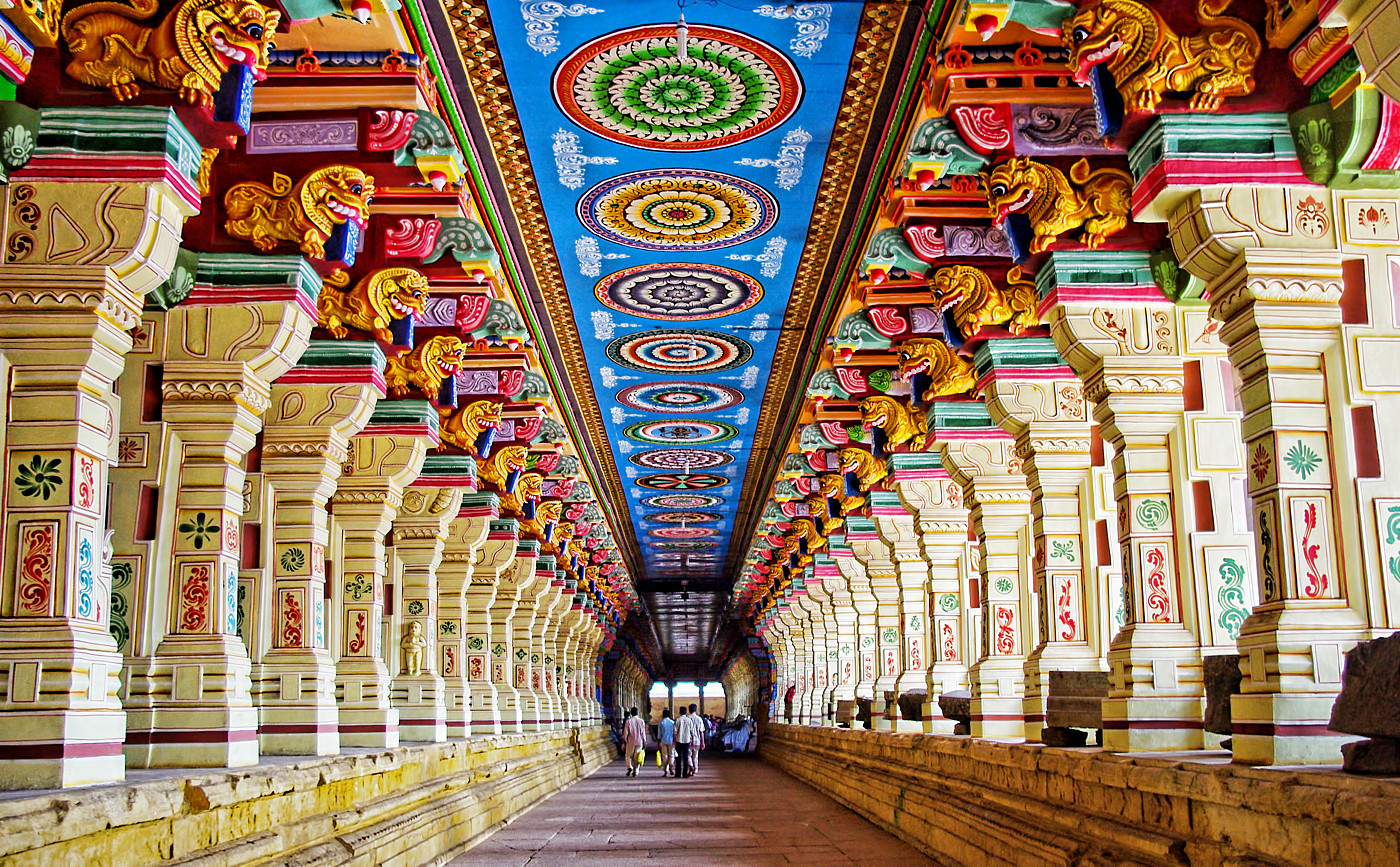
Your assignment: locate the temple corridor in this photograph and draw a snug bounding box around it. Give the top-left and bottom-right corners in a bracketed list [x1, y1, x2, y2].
[449, 753, 933, 866]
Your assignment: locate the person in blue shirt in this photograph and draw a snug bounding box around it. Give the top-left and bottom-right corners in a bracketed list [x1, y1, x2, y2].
[657, 707, 675, 777]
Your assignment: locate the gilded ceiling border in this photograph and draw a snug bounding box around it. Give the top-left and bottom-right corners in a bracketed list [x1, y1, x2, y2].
[435, 0, 907, 583]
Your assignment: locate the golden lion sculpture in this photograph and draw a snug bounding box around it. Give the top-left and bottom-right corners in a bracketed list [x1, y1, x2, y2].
[224, 166, 374, 260]
[318, 268, 430, 343]
[384, 335, 466, 400]
[984, 157, 1132, 255]
[439, 400, 503, 455]
[837, 447, 887, 493]
[479, 445, 527, 493]
[62, 0, 279, 105]
[897, 338, 977, 400]
[930, 265, 1041, 338]
[859, 395, 928, 452]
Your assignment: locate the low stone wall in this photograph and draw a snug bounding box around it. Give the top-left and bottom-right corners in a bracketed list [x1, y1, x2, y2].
[761, 724, 1400, 866]
[0, 726, 614, 866]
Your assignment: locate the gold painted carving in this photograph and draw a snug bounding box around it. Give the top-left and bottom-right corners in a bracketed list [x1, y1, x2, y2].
[858, 395, 928, 451]
[837, 448, 887, 493]
[817, 473, 864, 519]
[318, 267, 430, 342]
[985, 157, 1132, 254]
[61, 0, 280, 105]
[223, 166, 374, 259]
[383, 334, 466, 399]
[400, 620, 426, 675]
[500, 471, 543, 516]
[478, 445, 527, 493]
[1064, 0, 1260, 112]
[896, 338, 977, 399]
[438, 400, 503, 455]
[929, 264, 1040, 337]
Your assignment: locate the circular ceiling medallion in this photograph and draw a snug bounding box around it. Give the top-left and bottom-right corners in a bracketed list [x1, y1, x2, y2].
[624, 419, 739, 445]
[644, 511, 723, 523]
[552, 24, 801, 151]
[653, 540, 719, 550]
[617, 382, 743, 413]
[596, 264, 763, 320]
[579, 170, 777, 251]
[649, 526, 718, 539]
[630, 448, 733, 470]
[641, 493, 725, 508]
[636, 472, 726, 490]
[607, 329, 752, 374]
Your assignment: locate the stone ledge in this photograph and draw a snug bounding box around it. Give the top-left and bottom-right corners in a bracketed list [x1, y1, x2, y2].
[760, 724, 1400, 866]
[0, 727, 613, 866]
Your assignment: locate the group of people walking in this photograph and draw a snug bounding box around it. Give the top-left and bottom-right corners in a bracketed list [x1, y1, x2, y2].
[621, 705, 707, 777]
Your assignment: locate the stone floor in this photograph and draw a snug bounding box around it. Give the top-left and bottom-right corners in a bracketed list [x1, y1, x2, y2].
[447, 750, 936, 865]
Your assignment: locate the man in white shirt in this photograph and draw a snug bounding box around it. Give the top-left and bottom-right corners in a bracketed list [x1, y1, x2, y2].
[684, 703, 704, 775]
[673, 705, 692, 779]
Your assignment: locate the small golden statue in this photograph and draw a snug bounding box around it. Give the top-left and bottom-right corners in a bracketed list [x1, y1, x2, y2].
[384, 335, 467, 400]
[439, 400, 504, 454]
[318, 268, 431, 343]
[838, 447, 888, 493]
[400, 621, 426, 676]
[896, 338, 978, 400]
[859, 394, 928, 452]
[929, 265, 1041, 338]
[984, 157, 1132, 255]
[61, 0, 280, 105]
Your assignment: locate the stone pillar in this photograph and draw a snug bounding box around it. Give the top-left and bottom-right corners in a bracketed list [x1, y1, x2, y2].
[1203, 248, 1362, 763]
[845, 518, 902, 730]
[978, 337, 1105, 743]
[125, 268, 315, 769]
[814, 555, 858, 715]
[255, 340, 384, 756]
[1038, 252, 1205, 751]
[831, 536, 879, 706]
[889, 455, 971, 734]
[932, 405, 1033, 739]
[525, 558, 563, 731]
[494, 540, 541, 732]
[390, 485, 461, 743]
[331, 405, 434, 748]
[869, 494, 931, 732]
[463, 519, 517, 735]
[436, 492, 496, 738]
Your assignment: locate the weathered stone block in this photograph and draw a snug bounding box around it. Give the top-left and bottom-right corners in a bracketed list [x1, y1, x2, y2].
[1204, 654, 1243, 736]
[1330, 634, 1400, 740]
[1041, 726, 1089, 747]
[1341, 738, 1400, 775]
[898, 690, 927, 722]
[1045, 670, 1108, 730]
[938, 689, 971, 726]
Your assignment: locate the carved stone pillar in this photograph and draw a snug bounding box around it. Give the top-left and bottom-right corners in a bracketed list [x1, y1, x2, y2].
[463, 519, 517, 735]
[437, 492, 495, 738]
[1038, 252, 1205, 751]
[932, 405, 1033, 739]
[830, 535, 878, 706]
[0, 106, 200, 787]
[125, 264, 315, 769]
[845, 517, 901, 730]
[978, 337, 1104, 743]
[889, 454, 971, 734]
[255, 340, 384, 756]
[539, 568, 571, 729]
[331, 404, 434, 748]
[869, 493, 930, 732]
[493, 540, 540, 733]
[390, 485, 461, 743]
[523, 557, 563, 731]
[814, 555, 858, 711]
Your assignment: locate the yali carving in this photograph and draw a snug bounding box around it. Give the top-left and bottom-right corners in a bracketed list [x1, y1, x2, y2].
[318, 267, 430, 342]
[930, 264, 1041, 338]
[224, 165, 374, 259]
[984, 157, 1132, 254]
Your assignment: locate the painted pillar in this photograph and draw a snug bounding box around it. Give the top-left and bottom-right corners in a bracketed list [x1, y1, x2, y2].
[331, 403, 435, 748]
[436, 491, 496, 738]
[495, 539, 540, 732]
[255, 340, 384, 756]
[1038, 251, 1206, 751]
[0, 106, 200, 787]
[463, 519, 517, 735]
[932, 403, 1032, 739]
[977, 337, 1104, 743]
[845, 517, 901, 730]
[390, 485, 461, 743]
[889, 454, 971, 734]
[814, 554, 858, 714]
[830, 535, 878, 707]
[126, 258, 315, 769]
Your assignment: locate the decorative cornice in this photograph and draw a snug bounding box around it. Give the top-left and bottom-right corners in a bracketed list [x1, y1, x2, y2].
[162, 378, 271, 415]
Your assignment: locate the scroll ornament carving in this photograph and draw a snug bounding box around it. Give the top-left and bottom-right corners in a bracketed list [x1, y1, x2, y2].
[1084, 374, 1185, 404]
[162, 377, 270, 414]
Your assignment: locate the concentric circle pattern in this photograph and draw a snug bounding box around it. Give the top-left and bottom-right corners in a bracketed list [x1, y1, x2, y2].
[553, 24, 801, 151]
[636, 472, 726, 490]
[607, 329, 752, 373]
[579, 170, 777, 251]
[617, 382, 743, 413]
[641, 493, 725, 509]
[649, 526, 718, 539]
[596, 264, 763, 320]
[644, 511, 723, 524]
[624, 420, 739, 445]
[653, 540, 719, 550]
[630, 448, 733, 470]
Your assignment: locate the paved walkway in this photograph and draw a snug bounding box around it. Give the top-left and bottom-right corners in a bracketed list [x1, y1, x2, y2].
[448, 751, 934, 866]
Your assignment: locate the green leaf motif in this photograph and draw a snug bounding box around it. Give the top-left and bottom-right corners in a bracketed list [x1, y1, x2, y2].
[279, 547, 306, 573]
[1134, 498, 1169, 531]
[15, 454, 63, 500]
[1283, 441, 1321, 480]
[345, 574, 372, 600]
[178, 512, 218, 549]
[995, 577, 1013, 595]
[467, 636, 485, 650]
[938, 593, 958, 612]
[440, 621, 458, 635]
[1215, 557, 1249, 640]
[1050, 540, 1075, 561]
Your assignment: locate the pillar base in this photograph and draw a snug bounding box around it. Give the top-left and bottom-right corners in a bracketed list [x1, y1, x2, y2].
[393, 673, 447, 743]
[468, 683, 502, 735]
[1231, 693, 1357, 765]
[338, 706, 399, 748]
[496, 685, 525, 733]
[1100, 697, 1204, 752]
[255, 652, 340, 756]
[969, 659, 1026, 739]
[124, 705, 260, 768]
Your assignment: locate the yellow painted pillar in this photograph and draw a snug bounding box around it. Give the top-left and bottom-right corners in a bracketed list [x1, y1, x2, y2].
[436, 492, 496, 738]
[463, 520, 517, 735]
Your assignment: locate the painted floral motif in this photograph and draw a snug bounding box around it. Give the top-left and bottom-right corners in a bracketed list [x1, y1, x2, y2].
[938, 593, 958, 612]
[753, 2, 831, 56]
[1144, 546, 1172, 622]
[1134, 498, 1169, 531]
[1250, 442, 1272, 484]
[1056, 577, 1076, 641]
[734, 127, 812, 190]
[76, 536, 94, 621]
[15, 454, 63, 500]
[1216, 557, 1249, 640]
[727, 236, 785, 278]
[440, 621, 459, 635]
[994, 576, 1013, 595]
[407, 600, 425, 615]
[345, 573, 373, 600]
[1385, 504, 1400, 585]
[579, 170, 778, 251]
[180, 565, 211, 632]
[607, 329, 753, 373]
[994, 606, 1016, 654]
[1283, 441, 1322, 480]
[178, 512, 219, 550]
[468, 635, 485, 650]
[279, 546, 306, 573]
[110, 560, 133, 648]
[1299, 501, 1329, 598]
[282, 592, 304, 646]
[1050, 540, 1075, 561]
[17, 522, 56, 616]
[1258, 507, 1278, 601]
[520, 1, 600, 56]
[553, 25, 801, 150]
[941, 621, 957, 661]
[596, 263, 762, 321]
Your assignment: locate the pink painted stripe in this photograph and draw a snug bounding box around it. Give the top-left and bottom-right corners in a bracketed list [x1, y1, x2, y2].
[932, 427, 1012, 441]
[186, 287, 319, 319]
[1133, 158, 1311, 216]
[278, 367, 387, 392]
[358, 424, 439, 445]
[18, 154, 200, 210]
